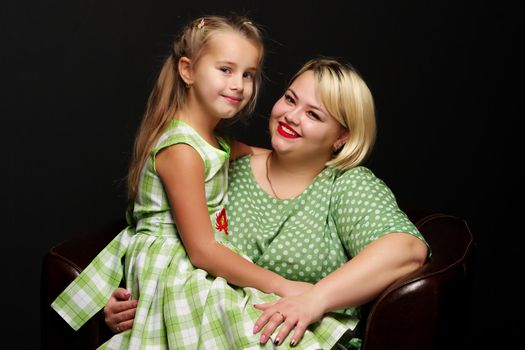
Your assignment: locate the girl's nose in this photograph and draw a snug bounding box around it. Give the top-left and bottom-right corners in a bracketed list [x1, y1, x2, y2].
[229, 74, 244, 91]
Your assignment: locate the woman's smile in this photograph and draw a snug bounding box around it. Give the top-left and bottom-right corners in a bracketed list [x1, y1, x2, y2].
[277, 121, 301, 138]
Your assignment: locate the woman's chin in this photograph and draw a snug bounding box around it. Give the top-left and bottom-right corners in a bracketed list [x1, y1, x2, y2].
[271, 138, 296, 155]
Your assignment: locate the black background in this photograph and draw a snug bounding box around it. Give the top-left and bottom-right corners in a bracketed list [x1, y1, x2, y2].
[4, 0, 522, 348]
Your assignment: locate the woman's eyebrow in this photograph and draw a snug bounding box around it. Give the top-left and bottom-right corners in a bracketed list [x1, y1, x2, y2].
[288, 88, 325, 113]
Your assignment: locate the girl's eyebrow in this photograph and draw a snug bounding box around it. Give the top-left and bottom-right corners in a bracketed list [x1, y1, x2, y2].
[217, 61, 258, 72]
[217, 60, 237, 66]
[288, 88, 325, 113]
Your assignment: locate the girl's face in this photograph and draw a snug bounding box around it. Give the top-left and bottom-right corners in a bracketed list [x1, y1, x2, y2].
[269, 70, 348, 162]
[188, 31, 260, 121]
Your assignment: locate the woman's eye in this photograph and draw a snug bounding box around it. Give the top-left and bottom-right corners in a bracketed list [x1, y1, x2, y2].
[307, 112, 321, 120]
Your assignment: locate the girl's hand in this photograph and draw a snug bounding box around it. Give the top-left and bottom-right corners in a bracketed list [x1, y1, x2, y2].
[103, 288, 138, 333]
[252, 291, 325, 346]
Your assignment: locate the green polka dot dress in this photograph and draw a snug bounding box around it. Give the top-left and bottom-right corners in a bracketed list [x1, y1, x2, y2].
[225, 155, 427, 348]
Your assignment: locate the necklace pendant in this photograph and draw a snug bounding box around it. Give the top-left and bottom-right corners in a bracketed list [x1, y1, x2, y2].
[265, 153, 281, 200]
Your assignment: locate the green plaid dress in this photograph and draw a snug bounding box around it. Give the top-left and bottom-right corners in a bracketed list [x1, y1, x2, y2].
[51, 120, 346, 349]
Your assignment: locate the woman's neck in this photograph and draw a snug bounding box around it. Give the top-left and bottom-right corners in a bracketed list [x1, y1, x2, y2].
[253, 151, 328, 200]
[270, 152, 327, 182]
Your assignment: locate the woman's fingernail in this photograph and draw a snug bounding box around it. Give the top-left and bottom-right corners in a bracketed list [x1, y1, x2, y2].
[260, 334, 267, 343]
[274, 337, 280, 345]
[252, 324, 259, 333]
[290, 338, 296, 347]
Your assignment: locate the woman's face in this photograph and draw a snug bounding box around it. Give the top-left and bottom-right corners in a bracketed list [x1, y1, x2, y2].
[269, 70, 347, 162]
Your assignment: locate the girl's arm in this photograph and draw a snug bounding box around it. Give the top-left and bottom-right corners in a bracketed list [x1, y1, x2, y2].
[253, 232, 428, 346]
[156, 144, 309, 296]
[229, 138, 269, 160]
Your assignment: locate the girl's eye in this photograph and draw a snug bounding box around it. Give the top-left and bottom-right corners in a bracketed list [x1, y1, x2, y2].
[284, 94, 294, 104]
[220, 67, 232, 74]
[243, 71, 255, 80]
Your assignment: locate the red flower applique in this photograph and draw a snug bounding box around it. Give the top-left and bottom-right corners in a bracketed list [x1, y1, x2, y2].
[215, 207, 229, 236]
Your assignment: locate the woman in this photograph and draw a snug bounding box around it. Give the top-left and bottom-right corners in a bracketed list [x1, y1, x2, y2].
[105, 58, 429, 349]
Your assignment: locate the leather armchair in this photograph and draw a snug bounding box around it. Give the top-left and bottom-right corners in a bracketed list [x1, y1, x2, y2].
[41, 209, 475, 350]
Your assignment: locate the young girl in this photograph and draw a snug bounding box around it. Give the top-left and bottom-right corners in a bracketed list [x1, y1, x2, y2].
[52, 15, 311, 349]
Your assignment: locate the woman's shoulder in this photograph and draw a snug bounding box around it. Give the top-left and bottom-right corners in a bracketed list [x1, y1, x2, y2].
[229, 154, 252, 174]
[334, 165, 378, 183]
[332, 165, 393, 193]
[330, 166, 399, 208]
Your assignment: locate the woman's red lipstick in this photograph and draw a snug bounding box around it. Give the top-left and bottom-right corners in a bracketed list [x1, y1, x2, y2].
[277, 121, 300, 139]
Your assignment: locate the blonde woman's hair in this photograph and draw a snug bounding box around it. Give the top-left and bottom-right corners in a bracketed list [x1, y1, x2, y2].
[127, 14, 264, 200]
[290, 58, 376, 170]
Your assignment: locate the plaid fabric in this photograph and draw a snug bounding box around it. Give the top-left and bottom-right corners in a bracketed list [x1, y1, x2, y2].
[51, 227, 132, 331]
[52, 120, 361, 349]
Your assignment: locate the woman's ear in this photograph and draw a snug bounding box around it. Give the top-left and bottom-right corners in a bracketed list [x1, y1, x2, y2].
[333, 129, 349, 151]
[178, 57, 194, 86]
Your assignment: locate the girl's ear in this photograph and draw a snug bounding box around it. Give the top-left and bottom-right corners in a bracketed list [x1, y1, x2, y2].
[178, 57, 194, 85]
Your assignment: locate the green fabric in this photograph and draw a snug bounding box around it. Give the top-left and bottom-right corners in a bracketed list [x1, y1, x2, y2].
[51, 130, 427, 349]
[227, 156, 425, 282]
[225, 156, 428, 348]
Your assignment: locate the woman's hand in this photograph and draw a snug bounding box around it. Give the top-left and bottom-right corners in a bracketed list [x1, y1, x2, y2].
[277, 280, 314, 297]
[103, 288, 138, 333]
[252, 291, 325, 347]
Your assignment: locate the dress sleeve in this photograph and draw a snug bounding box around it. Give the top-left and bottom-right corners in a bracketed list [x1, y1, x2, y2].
[153, 131, 203, 158]
[331, 167, 427, 258]
[150, 125, 209, 174]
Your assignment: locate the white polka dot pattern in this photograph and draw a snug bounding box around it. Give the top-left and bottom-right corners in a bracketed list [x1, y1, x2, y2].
[226, 156, 425, 284]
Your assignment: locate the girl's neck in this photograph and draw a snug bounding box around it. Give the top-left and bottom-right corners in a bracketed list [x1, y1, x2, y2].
[175, 105, 221, 147]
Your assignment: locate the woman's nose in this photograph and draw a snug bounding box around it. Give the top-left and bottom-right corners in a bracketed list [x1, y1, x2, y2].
[284, 109, 300, 125]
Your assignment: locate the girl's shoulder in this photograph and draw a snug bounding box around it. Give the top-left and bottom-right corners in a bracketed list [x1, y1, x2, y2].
[156, 120, 229, 156]
[155, 120, 197, 147]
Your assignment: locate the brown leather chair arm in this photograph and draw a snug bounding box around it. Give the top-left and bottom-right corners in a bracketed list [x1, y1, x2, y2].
[361, 210, 475, 350]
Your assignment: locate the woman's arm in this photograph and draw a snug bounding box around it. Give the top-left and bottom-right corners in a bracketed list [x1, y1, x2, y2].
[253, 232, 428, 346]
[156, 144, 308, 296]
[103, 288, 137, 333]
